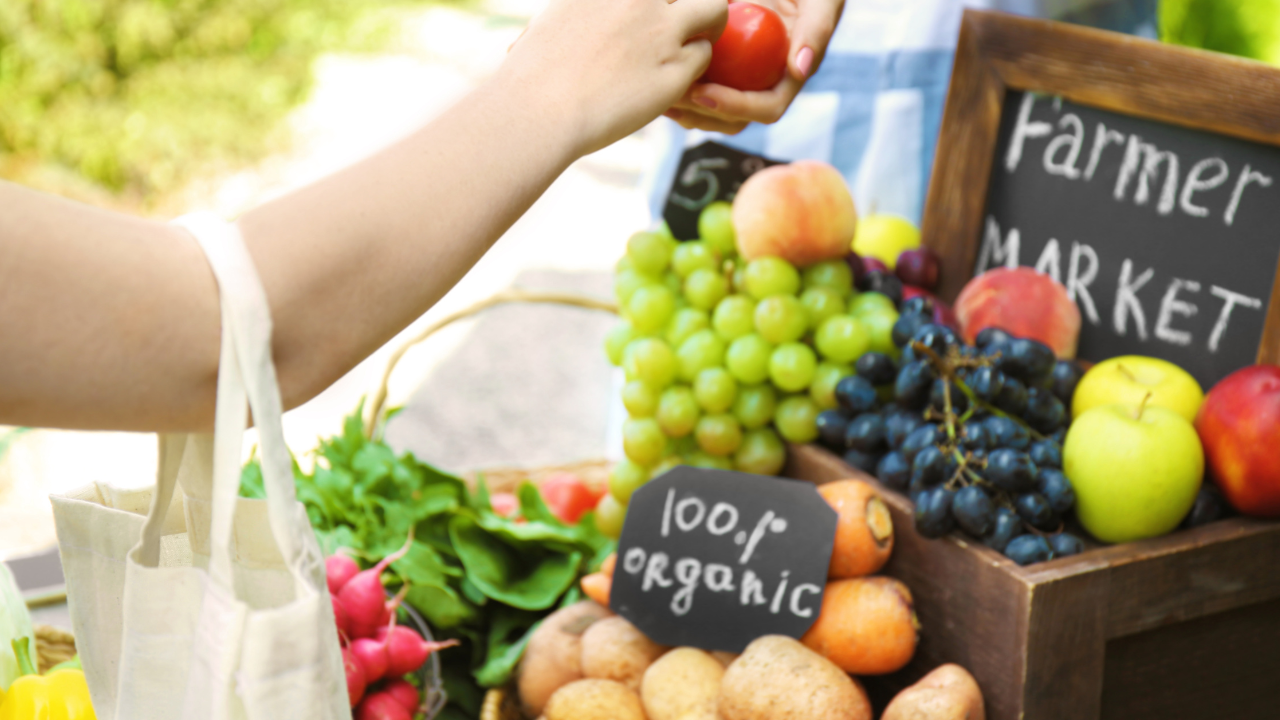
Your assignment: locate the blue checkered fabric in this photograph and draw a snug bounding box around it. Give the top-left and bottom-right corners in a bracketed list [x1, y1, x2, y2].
[647, 0, 1158, 225]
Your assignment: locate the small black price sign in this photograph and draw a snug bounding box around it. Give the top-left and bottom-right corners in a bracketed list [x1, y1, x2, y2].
[609, 467, 837, 653]
[662, 141, 783, 241]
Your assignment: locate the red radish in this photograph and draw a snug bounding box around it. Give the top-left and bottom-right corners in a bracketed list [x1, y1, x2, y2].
[332, 596, 351, 640]
[343, 645, 367, 707]
[381, 679, 420, 712]
[349, 637, 389, 684]
[489, 492, 519, 517]
[352, 581, 410, 640]
[356, 692, 412, 720]
[377, 625, 460, 676]
[327, 552, 360, 595]
[339, 532, 414, 638]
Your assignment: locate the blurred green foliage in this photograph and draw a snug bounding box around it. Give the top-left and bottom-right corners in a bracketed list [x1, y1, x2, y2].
[0, 0, 418, 206]
[1159, 0, 1280, 65]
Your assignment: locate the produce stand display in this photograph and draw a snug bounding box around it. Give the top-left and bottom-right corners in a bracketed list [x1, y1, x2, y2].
[21, 8, 1280, 720]
[756, 14, 1280, 719]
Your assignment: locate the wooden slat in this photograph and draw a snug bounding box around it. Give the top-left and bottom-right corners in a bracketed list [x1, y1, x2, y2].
[972, 13, 1280, 144]
[1101, 597, 1280, 720]
[922, 11, 1008, 303]
[1021, 571, 1109, 719]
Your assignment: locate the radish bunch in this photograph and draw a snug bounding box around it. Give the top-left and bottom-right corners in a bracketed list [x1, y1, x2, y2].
[328, 538, 457, 718]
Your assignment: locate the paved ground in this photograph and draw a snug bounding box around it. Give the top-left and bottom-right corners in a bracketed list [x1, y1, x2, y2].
[0, 0, 648, 569]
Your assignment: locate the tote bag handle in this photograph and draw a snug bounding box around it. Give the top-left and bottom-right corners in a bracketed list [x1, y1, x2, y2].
[172, 212, 326, 594]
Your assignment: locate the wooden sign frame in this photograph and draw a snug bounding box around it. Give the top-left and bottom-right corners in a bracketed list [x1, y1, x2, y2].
[922, 9, 1280, 367]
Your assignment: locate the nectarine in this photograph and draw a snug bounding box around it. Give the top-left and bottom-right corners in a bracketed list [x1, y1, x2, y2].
[732, 161, 856, 267]
[955, 267, 1081, 358]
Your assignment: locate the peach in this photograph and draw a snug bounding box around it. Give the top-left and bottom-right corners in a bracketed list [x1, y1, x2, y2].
[954, 267, 1081, 358]
[732, 160, 856, 267]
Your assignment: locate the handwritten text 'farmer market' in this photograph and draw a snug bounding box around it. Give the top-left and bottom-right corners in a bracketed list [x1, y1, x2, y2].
[980, 93, 1271, 353]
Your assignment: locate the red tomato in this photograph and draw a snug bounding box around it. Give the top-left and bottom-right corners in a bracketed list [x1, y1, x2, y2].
[539, 473, 602, 525]
[701, 3, 789, 92]
[490, 492, 520, 518]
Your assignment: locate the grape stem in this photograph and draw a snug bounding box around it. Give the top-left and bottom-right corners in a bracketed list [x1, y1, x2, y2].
[909, 339, 1047, 450]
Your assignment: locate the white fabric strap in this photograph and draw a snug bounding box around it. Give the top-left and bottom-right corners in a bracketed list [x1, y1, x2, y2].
[132, 434, 189, 568]
[172, 212, 322, 594]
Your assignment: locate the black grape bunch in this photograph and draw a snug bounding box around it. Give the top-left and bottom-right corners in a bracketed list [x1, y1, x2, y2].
[815, 295, 1090, 565]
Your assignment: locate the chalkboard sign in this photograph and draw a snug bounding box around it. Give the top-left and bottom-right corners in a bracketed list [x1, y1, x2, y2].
[977, 91, 1280, 389]
[609, 467, 836, 653]
[924, 11, 1280, 388]
[662, 141, 782, 241]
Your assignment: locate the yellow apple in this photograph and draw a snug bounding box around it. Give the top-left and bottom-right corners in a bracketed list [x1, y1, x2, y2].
[851, 215, 920, 269]
[1064, 401, 1203, 543]
[1071, 355, 1204, 422]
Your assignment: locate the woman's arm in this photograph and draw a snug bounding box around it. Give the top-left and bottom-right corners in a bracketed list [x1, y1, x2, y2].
[0, 0, 725, 432]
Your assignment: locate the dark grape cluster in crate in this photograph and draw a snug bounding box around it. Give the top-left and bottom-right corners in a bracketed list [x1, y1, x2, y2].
[816, 295, 1089, 566]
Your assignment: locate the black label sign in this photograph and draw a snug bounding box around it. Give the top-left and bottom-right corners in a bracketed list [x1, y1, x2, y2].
[662, 141, 783, 241]
[609, 467, 837, 653]
[980, 90, 1280, 389]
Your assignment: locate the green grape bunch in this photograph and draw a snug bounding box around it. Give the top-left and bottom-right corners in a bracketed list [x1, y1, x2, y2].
[599, 201, 903, 537]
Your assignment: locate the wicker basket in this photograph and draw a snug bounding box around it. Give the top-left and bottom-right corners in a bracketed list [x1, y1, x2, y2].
[34, 624, 76, 673]
[480, 685, 526, 720]
[364, 289, 620, 720]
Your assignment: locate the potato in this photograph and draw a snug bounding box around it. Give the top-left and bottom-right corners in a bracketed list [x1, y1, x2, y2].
[641, 647, 724, 720]
[544, 679, 646, 720]
[719, 635, 871, 720]
[881, 663, 985, 720]
[580, 616, 668, 691]
[518, 600, 614, 717]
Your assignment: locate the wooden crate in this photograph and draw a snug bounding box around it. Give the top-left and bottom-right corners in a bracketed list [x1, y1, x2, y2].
[784, 443, 1280, 720]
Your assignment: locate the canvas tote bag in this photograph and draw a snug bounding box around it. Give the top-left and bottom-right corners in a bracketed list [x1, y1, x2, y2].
[51, 212, 350, 720]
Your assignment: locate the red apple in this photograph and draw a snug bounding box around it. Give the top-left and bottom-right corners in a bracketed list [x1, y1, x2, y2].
[1195, 365, 1280, 517]
[895, 248, 940, 290]
[954, 267, 1081, 358]
[733, 160, 857, 267]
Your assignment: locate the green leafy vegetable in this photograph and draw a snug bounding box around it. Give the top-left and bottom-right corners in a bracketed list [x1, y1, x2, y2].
[239, 402, 614, 714]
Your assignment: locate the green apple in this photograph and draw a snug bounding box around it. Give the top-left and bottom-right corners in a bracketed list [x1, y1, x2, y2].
[851, 214, 920, 268]
[1063, 401, 1203, 544]
[1072, 355, 1204, 422]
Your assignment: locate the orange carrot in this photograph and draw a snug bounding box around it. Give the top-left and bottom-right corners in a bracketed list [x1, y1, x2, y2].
[580, 572, 611, 607]
[818, 480, 894, 578]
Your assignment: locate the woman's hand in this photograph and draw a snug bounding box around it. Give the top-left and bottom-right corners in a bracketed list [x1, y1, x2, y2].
[504, 0, 729, 156]
[665, 0, 844, 134]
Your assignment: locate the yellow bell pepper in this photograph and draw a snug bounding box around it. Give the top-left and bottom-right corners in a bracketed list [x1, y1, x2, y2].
[0, 638, 95, 720]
